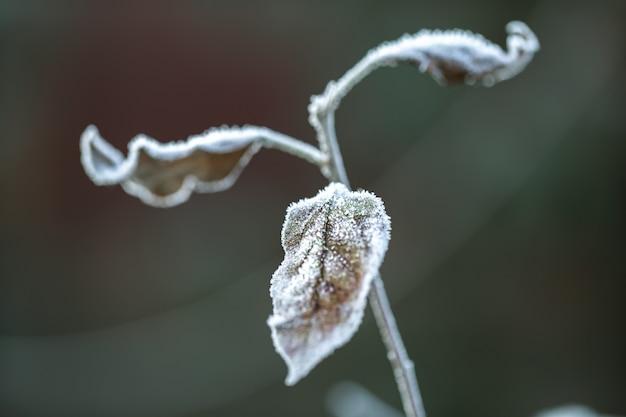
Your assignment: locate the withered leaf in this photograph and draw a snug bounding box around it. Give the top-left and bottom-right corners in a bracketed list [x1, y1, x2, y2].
[80, 125, 262, 207]
[379, 20, 540, 86]
[268, 183, 391, 385]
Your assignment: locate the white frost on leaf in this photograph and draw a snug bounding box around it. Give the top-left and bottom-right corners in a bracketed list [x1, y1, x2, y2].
[376, 20, 540, 86]
[80, 125, 262, 207]
[308, 21, 539, 142]
[268, 183, 391, 385]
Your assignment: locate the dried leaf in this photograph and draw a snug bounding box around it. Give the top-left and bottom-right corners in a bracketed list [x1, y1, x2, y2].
[268, 183, 391, 385]
[378, 20, 540, 86]
[80, 125, 262, 207]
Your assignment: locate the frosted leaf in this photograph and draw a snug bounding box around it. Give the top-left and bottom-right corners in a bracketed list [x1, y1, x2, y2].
[80, 125, 262, 207]
[268, 183, 391, 385]
[308, 21, 539, 139]
[379, 20, 540, 86]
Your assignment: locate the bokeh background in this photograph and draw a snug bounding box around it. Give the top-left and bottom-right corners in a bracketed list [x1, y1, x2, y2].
[1, 1, 624, 416]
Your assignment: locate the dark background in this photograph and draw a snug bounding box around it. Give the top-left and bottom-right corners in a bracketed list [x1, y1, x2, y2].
[1, 1, 624, 416]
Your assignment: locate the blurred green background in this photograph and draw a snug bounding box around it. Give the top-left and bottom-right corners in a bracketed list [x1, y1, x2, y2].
[0, 1, 624, 416]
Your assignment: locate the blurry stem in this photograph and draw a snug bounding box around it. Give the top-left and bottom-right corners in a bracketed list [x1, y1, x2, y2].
[313, 85, 425, 417]
[369, 276, 426, 417]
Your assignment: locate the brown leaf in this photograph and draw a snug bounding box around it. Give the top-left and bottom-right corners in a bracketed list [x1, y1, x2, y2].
[80, 125, 262, 207]
[381, 20, 540, 86]
[268, 183, 391, 385]
[130, 148, 250, 197]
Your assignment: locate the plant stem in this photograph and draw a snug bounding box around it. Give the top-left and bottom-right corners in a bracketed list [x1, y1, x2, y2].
[255, 126, 327, 167]
[369, 275, 426, 417]
[317, 111, 351, 186]
[311, 88, 425, 417]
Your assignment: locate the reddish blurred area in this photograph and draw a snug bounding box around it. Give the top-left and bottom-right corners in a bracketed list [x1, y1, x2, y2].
[1, 1, 322, 333]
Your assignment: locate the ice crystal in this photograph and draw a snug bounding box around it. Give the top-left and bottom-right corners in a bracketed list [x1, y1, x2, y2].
[268, 183, 391, 385]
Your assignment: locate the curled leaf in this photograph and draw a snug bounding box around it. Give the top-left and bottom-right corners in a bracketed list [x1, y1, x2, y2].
[268, 183, 391, 385]
[375, 20, 539, 87]
[80, 125, 262, 207]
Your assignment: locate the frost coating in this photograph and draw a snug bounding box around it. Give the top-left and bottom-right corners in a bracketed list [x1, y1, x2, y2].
[268, 183, 391, 385]
[309, 20, 540, 129]
[80, 125, 263, 207]
[380, 20, 540, 86]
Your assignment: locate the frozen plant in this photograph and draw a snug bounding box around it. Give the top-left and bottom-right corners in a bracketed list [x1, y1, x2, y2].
[80, 21, 539, 417]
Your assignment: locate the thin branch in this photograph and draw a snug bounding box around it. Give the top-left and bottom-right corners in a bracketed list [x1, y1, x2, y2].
[318, 111, 350, 186]
[312, 77, 426, 417]
[313, 129, 424, 417]
[369, 276, 426, 417]
[255, 126, 326, 167]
